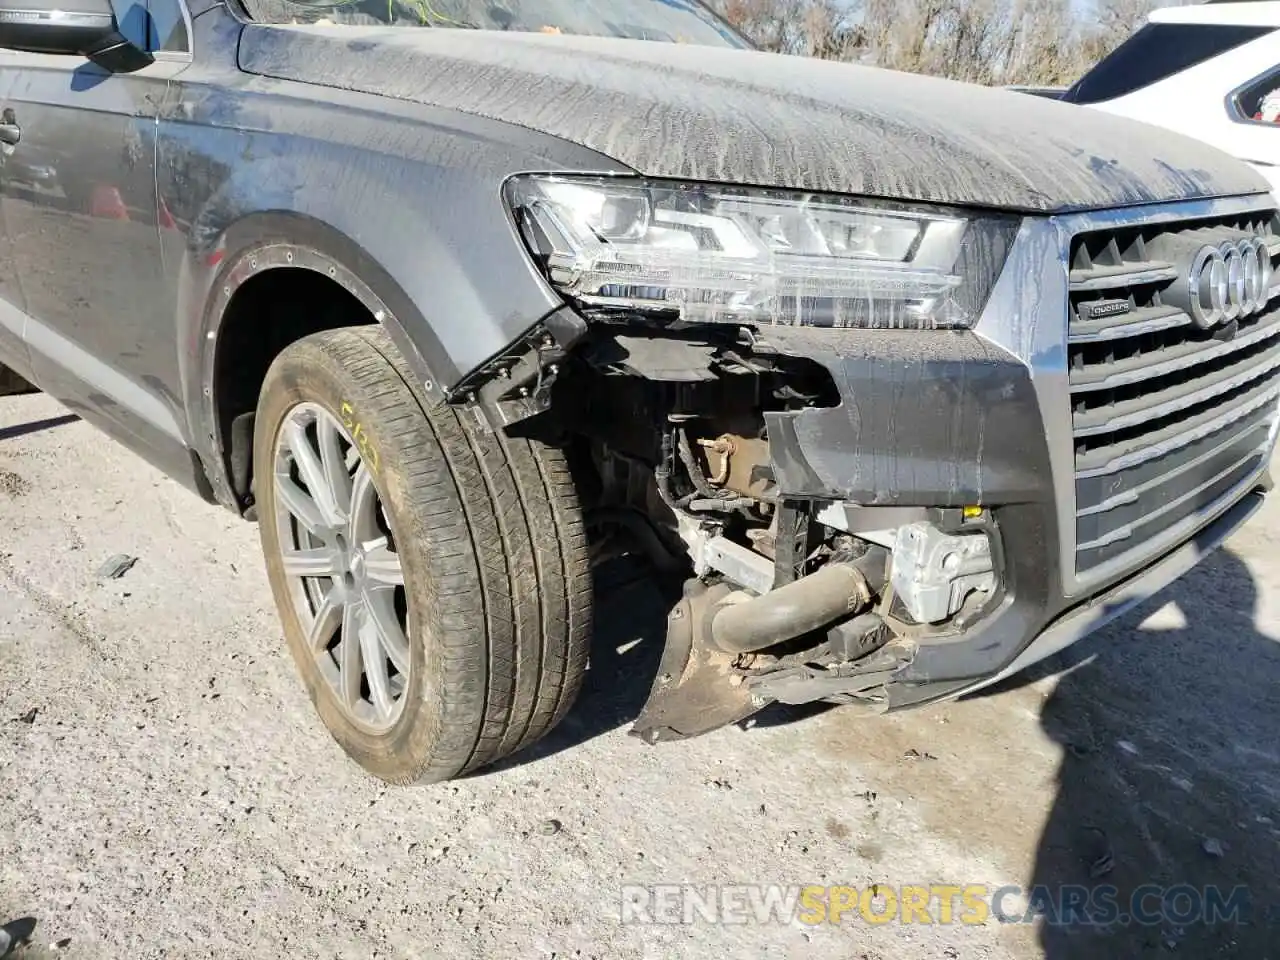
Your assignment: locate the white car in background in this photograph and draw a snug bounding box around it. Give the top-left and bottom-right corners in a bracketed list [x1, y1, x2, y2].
[1046, 1, 1280, 191]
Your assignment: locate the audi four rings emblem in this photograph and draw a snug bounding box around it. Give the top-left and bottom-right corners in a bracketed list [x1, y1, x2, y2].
[1187, 238, 1273, 329]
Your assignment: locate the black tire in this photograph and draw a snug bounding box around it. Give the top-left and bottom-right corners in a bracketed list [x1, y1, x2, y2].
[255, 326, 592, 783]
[0, 366, 36, 397]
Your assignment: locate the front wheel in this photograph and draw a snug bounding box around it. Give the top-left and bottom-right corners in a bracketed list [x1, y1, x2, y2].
[254, 327, 592, 783]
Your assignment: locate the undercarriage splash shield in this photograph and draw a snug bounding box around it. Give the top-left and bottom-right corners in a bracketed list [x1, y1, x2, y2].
[629, 581, 761, 743]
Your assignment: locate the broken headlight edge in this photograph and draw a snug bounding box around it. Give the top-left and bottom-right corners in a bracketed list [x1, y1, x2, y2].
[506, 174, 1017, 330]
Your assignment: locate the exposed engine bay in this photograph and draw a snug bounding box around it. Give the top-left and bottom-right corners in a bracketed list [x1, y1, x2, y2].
[472, 318, 1004, 741]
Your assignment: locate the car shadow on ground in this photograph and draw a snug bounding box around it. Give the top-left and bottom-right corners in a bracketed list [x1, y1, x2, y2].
[481, 555, 843, 776]
[480, 552, 873, 777]
[993, 547, 1280, 957]
[0, 917, 36, 958]
[0, 413, 78, 442]
[486, 549, 1279, 957]
[478, 559, 680, 774]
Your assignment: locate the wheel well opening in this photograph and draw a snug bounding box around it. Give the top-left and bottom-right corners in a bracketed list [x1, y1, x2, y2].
[213, 267, 373, 510]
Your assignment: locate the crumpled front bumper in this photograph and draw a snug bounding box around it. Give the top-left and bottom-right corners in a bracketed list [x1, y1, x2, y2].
[746, 198, 1278, 703]
[753, 323, 1079, 699]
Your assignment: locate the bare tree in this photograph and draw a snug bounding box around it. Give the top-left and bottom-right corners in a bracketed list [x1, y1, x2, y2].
[1004, 0, 1081, 86]
[708, 0, 1186, 87]
[1094, 0, 1166, 43]
[714, 0, 808, 54]
[798, 0, 863, 60]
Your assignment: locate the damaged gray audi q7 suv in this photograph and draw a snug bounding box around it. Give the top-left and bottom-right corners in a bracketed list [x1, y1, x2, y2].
[0, 0, 1276, 782]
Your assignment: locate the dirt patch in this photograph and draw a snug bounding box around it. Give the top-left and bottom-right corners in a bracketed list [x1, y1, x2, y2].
[0, 468, 29, 497]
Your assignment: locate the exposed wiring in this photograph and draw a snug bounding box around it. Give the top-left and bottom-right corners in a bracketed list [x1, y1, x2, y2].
[677, 427, 730, 501]
[653, 431, 691, 512]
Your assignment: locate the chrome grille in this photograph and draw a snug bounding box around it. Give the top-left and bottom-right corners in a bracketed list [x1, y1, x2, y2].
[1068, 209, 1280, 576]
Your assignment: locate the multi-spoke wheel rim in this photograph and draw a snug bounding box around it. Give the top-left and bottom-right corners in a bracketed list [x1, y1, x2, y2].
[273, 403, 409, 733]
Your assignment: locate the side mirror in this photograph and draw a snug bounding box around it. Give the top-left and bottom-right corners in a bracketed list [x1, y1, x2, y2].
[0, 0, 153, 72]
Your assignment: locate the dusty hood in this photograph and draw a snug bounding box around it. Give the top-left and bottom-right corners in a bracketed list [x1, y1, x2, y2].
[239, 26, 1268, 213]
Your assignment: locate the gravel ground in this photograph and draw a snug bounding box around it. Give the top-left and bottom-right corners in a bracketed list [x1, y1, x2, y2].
[1, 392, 1278, 960]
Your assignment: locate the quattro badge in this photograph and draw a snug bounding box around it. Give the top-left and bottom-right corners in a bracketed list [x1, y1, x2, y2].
[1080, 298, 1131, 321]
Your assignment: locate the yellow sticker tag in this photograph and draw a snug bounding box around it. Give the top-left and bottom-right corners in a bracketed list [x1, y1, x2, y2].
[340, 401, 380, 473]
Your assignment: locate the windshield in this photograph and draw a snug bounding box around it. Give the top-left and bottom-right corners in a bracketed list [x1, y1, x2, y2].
[241, 0, 748, 47]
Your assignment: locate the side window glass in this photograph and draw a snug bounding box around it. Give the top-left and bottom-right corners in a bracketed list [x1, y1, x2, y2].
[1232, 67, 1280, 125]
[1063, 23, 1272, 106]
[146, 0, 191, 53]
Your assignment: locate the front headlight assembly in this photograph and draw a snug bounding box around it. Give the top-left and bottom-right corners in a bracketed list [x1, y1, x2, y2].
[506, 175, 1017, 330]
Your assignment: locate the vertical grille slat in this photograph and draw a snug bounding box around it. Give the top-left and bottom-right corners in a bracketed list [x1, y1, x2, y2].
[1069, 209, 1280, 578]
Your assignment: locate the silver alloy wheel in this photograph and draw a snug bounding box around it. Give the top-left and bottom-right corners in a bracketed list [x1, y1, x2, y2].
[272, 402, 410, 732]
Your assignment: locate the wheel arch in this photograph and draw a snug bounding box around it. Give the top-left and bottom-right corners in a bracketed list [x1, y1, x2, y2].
[195, 214, 447, 513]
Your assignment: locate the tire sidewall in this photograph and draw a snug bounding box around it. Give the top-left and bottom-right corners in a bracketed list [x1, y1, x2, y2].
[254, 340, 449, 783]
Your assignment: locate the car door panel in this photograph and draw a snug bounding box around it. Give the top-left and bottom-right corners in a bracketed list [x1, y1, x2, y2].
[0, 63, 33, 382]
[1, 0, 198, 482]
